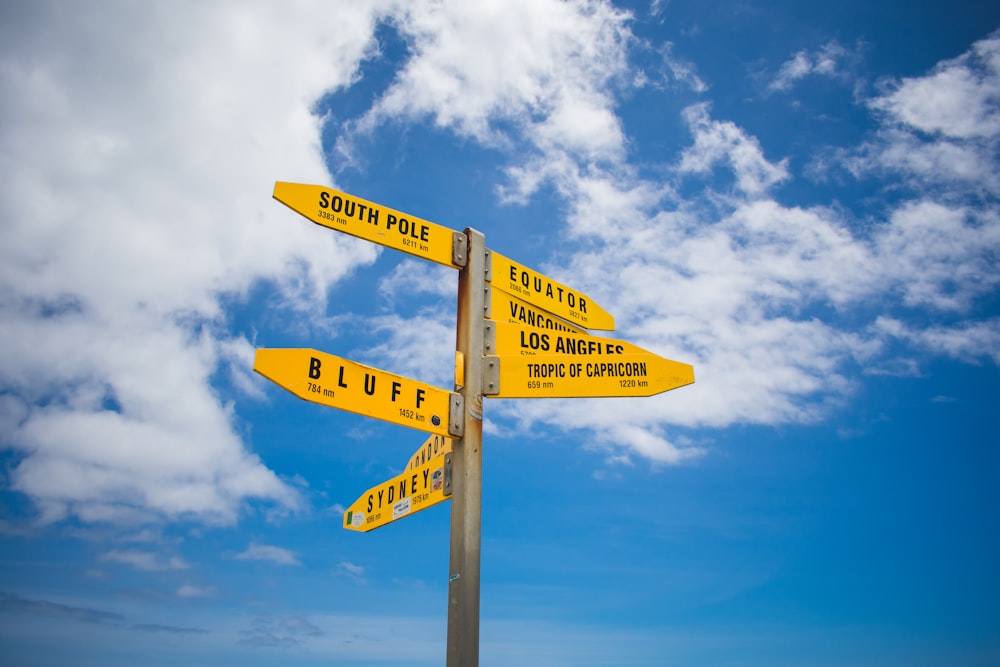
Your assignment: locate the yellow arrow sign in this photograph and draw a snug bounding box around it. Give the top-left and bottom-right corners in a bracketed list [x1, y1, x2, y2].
[344, 452, 452, 532]
[405, 433, 454, 472]
[485, 287, 585, 335]
[488, 251, 614, 331]
[273, 181, 463, 269]
[483, 353, 694, 398]
[254, 348, 461, 437]
[486, 320, 650, 358]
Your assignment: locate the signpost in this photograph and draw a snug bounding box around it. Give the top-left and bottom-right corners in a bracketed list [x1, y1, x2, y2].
[253, 348, 463, 438]
[254, 182, 695, 667]
[344, 452, 452, 532]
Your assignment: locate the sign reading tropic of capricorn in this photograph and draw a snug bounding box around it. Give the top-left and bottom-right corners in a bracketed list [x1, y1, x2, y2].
[256, 181, 695, 667]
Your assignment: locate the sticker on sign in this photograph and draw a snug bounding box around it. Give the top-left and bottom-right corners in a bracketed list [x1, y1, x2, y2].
[344, 452, 452, 533]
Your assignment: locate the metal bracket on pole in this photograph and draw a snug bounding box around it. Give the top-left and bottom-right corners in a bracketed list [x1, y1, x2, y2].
[483, 284, 492, 319]
[483, 248, 492, 283]
[483, 320, 497, 355]
[452, 231, 469, 268]
[443, 453, 454, 497]
[448, 392, 465, 438]
[482, 356, 500, 396]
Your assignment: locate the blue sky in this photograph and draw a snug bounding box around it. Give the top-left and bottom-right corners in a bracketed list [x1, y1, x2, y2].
[1, 1, 999, 665]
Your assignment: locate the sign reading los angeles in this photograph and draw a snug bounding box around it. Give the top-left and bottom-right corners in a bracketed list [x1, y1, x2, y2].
[273, 181, 463, 269]
[254, 348, 460, 437]
[487, 320, 650, 357]
[344, 452, 452, 532]
[488, 251, 614, 331]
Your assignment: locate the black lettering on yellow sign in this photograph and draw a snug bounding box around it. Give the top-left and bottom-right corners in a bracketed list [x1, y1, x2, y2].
[318, 192, 430, 243]
[308, 356, 427, 409]
[506, 300, 579, 333]
[508, 264, 588, 313]
[517, 330, 626, 355]
[366, 467, 433, 512]
[525, 361, 649, 379]
[408, 435, 451, 472]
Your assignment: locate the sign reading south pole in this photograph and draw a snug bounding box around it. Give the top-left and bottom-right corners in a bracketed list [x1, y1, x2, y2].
[344, 452, 452, 532]
[273, 181, 463, 269]
[254, 348, 460, 437]
[488, 251, 615, 331]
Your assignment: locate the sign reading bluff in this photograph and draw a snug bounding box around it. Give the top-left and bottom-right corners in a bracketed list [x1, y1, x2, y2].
[273, 182, 464, 269]
[254, 348, 461, 437]
[344, 452, 452, 532]
[488, 251, 615, 331]
[484, 352, 694, 398]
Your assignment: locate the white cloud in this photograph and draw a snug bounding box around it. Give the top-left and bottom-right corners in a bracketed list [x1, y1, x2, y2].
[0, 1, 391, 524]
[845, 31, 1000, 197]
[874, 201, 1000, 311]
[98, 549, 189, 572]
[768, 41, 851, 92]
[870, 31, 1000, 139]
[234, 542, 300, 566]
[176, 584, 215, 599]
[678, 103, 790, 196]
[340, 0, 634, 163]
[357, 312, 458, 389]
[336, 560, 367, 585]
[875, 317, 1000, 365]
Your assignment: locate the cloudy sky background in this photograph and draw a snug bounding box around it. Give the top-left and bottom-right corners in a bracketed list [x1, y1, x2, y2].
[1, 1, 998, 665]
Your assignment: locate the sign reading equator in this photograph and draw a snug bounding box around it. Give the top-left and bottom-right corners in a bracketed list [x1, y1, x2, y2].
[273, 181, 463, 269]
[488, 251, 614, 330]
[484, 352, 694, 398]
[344, 452, 452, 532]
[254, 348, 461, 437]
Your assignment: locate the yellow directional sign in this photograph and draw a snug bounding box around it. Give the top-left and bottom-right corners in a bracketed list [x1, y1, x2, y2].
[405, 434, 453, 472]
[483, 353, 694, 398]
[488, 251, 614, 331]
[274, 181, 463, 269]
[344, 452, 452, 532]
[486, 320, 649, 357]
[254, 348, 461, 437]
[485, 287, 585, 335]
